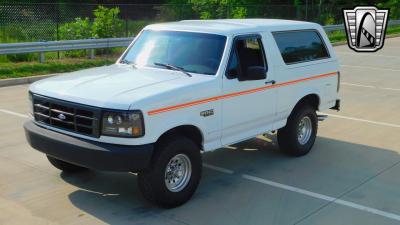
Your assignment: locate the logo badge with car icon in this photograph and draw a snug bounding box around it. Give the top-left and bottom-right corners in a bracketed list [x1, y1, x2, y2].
[343, 6, 389, 52]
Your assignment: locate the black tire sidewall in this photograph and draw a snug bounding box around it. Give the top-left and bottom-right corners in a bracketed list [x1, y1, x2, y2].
[138, 136, 202, 208]
[292, 107, 317, 152]
[278, 105, 317, 156]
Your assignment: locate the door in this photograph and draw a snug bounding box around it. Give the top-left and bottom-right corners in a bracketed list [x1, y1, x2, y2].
[221, 34, 277, 145]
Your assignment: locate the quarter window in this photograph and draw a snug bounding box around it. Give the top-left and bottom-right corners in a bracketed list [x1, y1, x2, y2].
[273, 30, 329, 64]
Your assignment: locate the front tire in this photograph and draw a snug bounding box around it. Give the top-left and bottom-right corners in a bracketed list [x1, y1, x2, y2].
[277, 105, 318, 156]
[138, 136, 202, 208]
[47, 155, 87, 173]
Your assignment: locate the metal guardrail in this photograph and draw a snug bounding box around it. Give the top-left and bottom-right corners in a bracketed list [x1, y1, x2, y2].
[323, 19, 400, 33]
[323, 24, 345, 33]
[0, 20, 399, 63]
[0, 37, 134, 62]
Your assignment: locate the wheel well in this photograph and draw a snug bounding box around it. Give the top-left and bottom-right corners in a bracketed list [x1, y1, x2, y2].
[294, 94, 320, 111]
[157, 125, 203, 150]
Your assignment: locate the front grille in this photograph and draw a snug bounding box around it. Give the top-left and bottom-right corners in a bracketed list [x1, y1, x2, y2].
[32, 94, 101, 137]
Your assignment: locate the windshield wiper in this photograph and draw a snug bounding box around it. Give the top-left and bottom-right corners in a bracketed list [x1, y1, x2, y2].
[154, 62, 192, 77]
[120, 59, 137, 68]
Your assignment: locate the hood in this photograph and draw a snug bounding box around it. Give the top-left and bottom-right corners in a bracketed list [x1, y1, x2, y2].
[30, 64, 184, 109]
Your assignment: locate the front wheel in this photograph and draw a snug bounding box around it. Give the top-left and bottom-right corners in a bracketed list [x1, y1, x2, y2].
[138, 136, 202, 208]
[277, 105, 318, 156]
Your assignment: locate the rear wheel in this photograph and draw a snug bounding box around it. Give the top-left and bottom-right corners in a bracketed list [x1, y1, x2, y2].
[277, 105, 318, 156]
[46, 155, 87, 173]
[138, 136, 202, 208]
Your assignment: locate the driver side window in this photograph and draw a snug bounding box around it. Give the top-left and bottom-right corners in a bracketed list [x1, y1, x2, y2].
[226, 36, 267, 80]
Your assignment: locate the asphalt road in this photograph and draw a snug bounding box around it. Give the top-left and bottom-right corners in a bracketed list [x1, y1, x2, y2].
[1, 37, 400, 225]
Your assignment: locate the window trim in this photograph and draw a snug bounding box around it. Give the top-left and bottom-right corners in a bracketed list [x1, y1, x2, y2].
[225, 34, 268, 80]
[272, 29, 331, 65]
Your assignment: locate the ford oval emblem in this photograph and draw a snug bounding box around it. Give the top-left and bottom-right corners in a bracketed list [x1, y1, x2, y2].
[58, 113, 66, 120]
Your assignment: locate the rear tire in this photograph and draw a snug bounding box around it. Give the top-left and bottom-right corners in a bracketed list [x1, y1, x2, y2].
[47, 155, 87, 173]
[138, 136, 202, 208]
[277, 105, 318, 156]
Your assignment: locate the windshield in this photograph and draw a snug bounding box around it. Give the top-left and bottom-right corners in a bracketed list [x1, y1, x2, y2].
[121, 30, 227, 75]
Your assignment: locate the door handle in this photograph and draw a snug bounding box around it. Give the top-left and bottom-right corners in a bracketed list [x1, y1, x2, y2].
[265, 80, 276, 85]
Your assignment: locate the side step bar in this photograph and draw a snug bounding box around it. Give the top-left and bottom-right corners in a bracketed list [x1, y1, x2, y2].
[317, 114, 328, 121]
[330, 99, 341, 111]
[265, 114, 328, 136]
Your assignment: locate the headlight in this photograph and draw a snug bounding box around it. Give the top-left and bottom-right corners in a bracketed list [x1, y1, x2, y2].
[101, 111, 144, 137]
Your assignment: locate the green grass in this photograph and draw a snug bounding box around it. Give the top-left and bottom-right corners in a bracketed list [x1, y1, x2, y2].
[328, 25, 400, 43]
[328, 30, 347, 43]
[0, 58, 115, 79]
[387, 24, 400, 35]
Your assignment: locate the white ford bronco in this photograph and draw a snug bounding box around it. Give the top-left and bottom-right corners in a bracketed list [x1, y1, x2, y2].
[24, 19, 340, 207]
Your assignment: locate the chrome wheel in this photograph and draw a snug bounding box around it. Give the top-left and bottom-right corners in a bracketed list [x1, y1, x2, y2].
[297, 116, 312, 145]
[165, 154, 192, 192]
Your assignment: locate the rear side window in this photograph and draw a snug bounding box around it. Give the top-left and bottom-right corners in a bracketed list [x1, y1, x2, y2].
[273, 30, 329, 64]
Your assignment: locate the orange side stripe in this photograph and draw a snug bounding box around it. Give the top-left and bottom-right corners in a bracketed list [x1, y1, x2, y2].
[148, 72, 337, 116]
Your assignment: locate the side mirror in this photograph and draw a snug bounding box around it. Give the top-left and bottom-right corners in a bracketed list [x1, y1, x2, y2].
[242, 66, 266, 81]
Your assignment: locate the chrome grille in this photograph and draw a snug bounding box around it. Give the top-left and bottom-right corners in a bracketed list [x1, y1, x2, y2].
[32, 94, 100, 137]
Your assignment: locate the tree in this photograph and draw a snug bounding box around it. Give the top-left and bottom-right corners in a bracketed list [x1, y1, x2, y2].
[59, 18, 92, 40]
[378, 0, 400, 19]
[92, 6, 123, 38]
[176, 0, 270, 19]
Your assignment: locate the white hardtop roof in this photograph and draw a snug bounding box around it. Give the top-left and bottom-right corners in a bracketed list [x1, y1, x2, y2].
[145, 19, 320, 35]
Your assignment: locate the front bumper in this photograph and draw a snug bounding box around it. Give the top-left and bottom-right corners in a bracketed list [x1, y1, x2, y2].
[24, 121, 154, 172]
